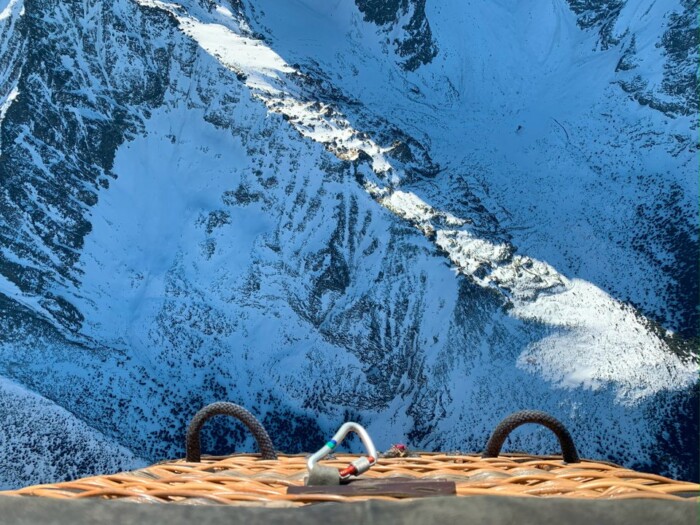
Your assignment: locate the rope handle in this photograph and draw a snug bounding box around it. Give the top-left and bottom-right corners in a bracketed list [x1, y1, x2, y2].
[186, 402, 277, 462]
[482, 410, 580, 464]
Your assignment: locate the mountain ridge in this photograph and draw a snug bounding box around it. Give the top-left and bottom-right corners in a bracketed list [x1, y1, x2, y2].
[0, 0, 696, 488]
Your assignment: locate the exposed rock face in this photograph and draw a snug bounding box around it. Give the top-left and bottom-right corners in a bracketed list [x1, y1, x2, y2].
[569, 0, 698, 118]
[354, 0, 437, 70]
[0, 0, 696, 488]
[0, 0, 174, 333]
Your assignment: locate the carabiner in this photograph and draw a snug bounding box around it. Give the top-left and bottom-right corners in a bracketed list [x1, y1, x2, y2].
[306, 422, 378, 484]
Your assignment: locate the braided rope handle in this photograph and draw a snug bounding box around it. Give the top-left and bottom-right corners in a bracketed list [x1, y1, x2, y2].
[186, 402, 277, 462]
[482, 410, 580, 463]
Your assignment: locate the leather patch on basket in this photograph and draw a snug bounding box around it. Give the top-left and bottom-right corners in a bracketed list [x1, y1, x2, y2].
[288, 478, 456, 498]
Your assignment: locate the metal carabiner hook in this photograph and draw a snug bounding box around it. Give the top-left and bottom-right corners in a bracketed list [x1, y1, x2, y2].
[306, 422, 378, 485]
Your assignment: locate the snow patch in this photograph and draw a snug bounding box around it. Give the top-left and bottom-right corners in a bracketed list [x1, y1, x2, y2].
[0, 0, 22, 21]
[515, 279, 697, 401]
[134, 0, 394, 175]
[75, 106, 251, 344]
[0, 86, 18, 154]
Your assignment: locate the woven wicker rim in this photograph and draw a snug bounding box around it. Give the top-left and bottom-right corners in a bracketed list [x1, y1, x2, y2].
[3, 453, 698, 506]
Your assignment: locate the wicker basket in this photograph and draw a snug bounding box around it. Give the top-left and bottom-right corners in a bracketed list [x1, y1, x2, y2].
[2, 405, 697, 506]
[3, 453, 698, 506]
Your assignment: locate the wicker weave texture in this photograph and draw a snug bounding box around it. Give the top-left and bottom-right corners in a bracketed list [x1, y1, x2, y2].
[3, 454, 698, 506]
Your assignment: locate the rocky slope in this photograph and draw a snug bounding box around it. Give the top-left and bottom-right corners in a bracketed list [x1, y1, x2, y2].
[0, 376, 145, 489]
[0, 0, 696, 488]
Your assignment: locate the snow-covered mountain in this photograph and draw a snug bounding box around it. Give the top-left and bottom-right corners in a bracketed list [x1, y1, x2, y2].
[0, 0, 696, 488]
